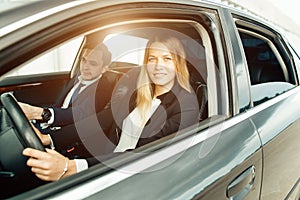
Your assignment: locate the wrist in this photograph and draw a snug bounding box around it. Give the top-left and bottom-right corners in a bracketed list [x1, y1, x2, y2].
[64, 160, 77, 177]
[35, 107, 44, 120]
[58, 157, 69, 180]
[40, 108, 52, 122]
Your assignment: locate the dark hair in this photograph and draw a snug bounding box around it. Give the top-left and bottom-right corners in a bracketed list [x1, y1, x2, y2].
[84, 43, 112, 67]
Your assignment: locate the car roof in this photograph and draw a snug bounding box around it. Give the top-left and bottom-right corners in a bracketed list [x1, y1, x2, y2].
[0, 0, 280, 49]
[0, 0, 226, 30]
[0, 0, 74, 28]
[0, 0, 31, 13]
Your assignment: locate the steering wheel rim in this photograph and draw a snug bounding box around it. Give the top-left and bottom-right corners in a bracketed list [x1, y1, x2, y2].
[0, 92, 46, 198]
[1, 92, 45, 151]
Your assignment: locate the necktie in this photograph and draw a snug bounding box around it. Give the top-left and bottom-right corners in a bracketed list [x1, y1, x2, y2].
[71, 82, 86, 102]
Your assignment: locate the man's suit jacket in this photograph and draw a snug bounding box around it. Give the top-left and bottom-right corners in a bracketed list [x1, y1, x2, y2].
[51, 71, 120, 127]
[48, 69, 132, 158]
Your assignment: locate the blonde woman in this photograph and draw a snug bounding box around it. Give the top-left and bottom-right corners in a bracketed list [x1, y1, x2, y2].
[22, 35, 199, 181]
[113, 35, 199, 152]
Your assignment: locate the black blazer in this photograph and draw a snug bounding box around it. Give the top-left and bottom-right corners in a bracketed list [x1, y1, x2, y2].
[50, 71, 119, 127]
[48, 71, 120, 158]
[85, 80, 200, 166]
[109, 80, 199, 147]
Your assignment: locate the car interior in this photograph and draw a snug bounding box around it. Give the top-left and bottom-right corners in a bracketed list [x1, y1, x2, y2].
[238, 29, 296, 105]
[239, 31, 287, 84]
[71, 21, 212, 120]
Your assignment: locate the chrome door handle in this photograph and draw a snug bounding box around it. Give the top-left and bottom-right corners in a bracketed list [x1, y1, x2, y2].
[226, 166, 256, 198]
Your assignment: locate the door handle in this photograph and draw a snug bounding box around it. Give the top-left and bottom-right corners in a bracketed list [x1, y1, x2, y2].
[0, 171, 15, 178]
[226, 166, 256, 199]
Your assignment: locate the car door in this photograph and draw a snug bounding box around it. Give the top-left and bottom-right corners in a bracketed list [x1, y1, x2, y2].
[233, 14, 300, 200]
[13, 3, 263, 200]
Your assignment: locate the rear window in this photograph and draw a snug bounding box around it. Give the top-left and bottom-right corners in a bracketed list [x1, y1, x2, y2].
[237, 25, 296, 106]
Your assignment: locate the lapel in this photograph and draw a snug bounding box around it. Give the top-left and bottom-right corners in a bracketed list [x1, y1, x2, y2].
[140, 81, 180, 138]
[70, 80, 99, 105]
[67, 72, 116, 107]
[55, 77, 77, 106]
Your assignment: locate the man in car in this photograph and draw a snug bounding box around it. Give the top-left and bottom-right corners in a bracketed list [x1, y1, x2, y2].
[19, 43, 117, 130]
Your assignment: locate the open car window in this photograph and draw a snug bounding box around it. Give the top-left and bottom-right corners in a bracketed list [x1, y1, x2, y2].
[50, 12, 228, 180]
[70, 17, 226, 118]
[60, 13, 227, 194]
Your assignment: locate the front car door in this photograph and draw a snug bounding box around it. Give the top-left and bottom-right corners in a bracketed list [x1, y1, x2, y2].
[18, 2, 263, 199]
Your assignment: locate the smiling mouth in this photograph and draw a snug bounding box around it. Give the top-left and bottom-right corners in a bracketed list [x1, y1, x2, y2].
[153, 73, 166, 78]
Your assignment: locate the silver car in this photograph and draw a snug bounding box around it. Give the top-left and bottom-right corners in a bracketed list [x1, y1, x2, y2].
[0, 0, 299, 199]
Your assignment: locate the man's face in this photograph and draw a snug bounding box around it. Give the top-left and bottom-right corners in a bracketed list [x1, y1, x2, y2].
[80, 49, 106, 81]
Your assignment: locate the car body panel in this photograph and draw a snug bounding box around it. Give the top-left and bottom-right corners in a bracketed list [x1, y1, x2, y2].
[250, 88, 300, 199]
[84, 118, 262, 200]
[18, 116, 262, 200]
[229, 8, 300, 200]
[218, 7, 252, 114]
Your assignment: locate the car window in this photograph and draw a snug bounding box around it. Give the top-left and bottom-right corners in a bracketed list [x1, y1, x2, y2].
[236, 22, 296, 106]
[6, 36, 83, 77]
[80, 18, 225, 119]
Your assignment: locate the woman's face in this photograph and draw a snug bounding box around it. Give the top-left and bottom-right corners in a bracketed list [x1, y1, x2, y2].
[146, 42, 176, 93]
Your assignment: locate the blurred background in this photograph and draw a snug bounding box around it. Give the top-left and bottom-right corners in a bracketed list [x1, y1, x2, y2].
[215, 0, 300, 52]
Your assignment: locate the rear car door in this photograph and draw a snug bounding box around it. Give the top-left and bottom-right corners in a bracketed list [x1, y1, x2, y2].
[234, 13, 300, 200]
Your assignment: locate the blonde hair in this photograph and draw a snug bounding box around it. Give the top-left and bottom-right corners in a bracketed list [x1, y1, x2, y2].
[136, 36, 190, 122]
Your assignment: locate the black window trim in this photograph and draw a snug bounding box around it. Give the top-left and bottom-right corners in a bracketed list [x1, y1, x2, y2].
[235, 17, 298, 84]
[238, 28, 290, 83]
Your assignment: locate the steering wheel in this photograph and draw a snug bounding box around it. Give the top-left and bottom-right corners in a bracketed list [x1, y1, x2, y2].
[0, 92, 45, 198]
[1, 92, 45, 151]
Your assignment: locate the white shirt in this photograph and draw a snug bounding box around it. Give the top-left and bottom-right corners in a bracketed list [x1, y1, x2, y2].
[114, 98, 161, 152]
[44, 75, 102, 125]
[47, 74, 102, 172]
